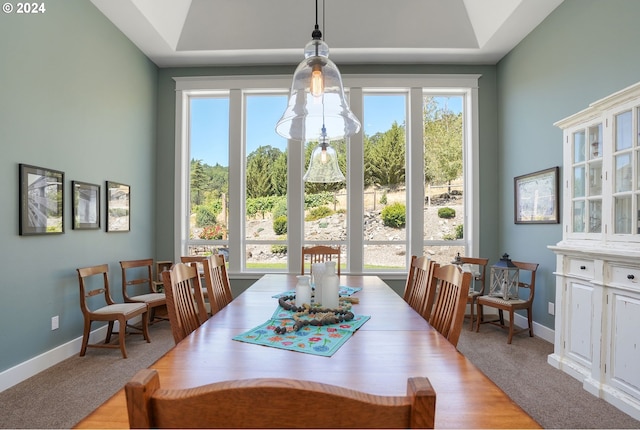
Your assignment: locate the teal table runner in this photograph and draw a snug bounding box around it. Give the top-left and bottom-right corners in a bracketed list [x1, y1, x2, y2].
[233, 286, 369, 357]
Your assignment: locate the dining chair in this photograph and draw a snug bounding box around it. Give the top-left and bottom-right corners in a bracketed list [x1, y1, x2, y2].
[125, 368, 436, 429]
[120, 258, 167, 324]
[161, 262, 208, 344]
[428, 264, 471, 348]
[77, 264, 150, 358]
[403, 255, 439, 320]
[476, 261, 539, 344]
[456, 256, 489, 330]
[301, 245, 341, 275]
[201, 254, 233, 315]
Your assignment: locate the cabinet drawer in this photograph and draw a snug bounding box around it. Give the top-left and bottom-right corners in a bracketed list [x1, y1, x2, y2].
[567, 258, 595, 278]
[609, 265, 640, 290]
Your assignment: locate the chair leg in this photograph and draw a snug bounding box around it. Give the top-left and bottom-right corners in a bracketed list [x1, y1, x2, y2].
[105, 321, 115, 344]
[527, 307, 534, 337]
[507, 310, 514, 344]
[118, 317, 128, 359]
[469, 298, 475, 330]
[475, 303, 482, 332]
[141, 311, 151, 343]
[80, 319, 91, 357]
[498, 309, 505, 326]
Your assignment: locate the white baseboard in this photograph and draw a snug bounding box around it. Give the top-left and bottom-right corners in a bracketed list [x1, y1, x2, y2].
[0, 324, 112, 393]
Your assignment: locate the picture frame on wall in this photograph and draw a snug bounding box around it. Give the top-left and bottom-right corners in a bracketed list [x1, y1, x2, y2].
[72, 181, 100, 230]
[19, 163, 65, 235]
[514, 166, 560, 224]
[106, 181, 130, 232]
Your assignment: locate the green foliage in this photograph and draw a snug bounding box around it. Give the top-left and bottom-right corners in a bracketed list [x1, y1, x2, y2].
[246, 146, 286, 198]
[438, 207, 456, 219]
[381, 202, 406, 228]
[272, 200, 288, 220]
[304, 192, 334, 209]
[423, 97, 463, 190]
[455, 224, 463, 239]
[195, 202, 221, 227]
[273, 215, 287, 235]
[271, 244, 288, 254]
[379, 190, 388, 205]
[198, 224, 225, 240]
[364, 122, 406, 188]
[443, 225, 463, 241]
[246, 195, 282, 219]
[305, 206, 334, 221]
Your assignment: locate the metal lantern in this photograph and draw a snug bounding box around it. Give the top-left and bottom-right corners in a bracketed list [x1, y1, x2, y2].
[490, 253, 519, 300]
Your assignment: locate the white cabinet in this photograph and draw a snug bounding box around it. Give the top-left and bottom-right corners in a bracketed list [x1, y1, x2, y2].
[549, 81, 640, 421]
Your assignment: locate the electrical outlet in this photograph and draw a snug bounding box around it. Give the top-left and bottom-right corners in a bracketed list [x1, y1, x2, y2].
[51, 315, 59, 330]
[548, 302, 555, 316]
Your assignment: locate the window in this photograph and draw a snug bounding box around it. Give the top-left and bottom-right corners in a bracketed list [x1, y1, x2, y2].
[175, 75, 479, 275]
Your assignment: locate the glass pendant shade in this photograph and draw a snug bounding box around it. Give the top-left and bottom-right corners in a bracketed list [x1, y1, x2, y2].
[276, 38, 361, 141]
[303, 135, 345, 183]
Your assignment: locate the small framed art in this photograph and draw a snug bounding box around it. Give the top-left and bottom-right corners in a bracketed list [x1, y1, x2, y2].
[106, 181, 130, 232]
[514, 166, 560, 224]
[19, 163, 64, 235]
[72, 181, 100, 230]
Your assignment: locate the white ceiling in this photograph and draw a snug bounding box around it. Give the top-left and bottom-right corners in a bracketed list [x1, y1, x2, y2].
[90, 0, 564, 68]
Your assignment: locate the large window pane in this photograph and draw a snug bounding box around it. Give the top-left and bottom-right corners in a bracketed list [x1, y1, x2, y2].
[188, 97, 229, 258]
[244, 94, 288, 270]
[363, 93, 407, 271]
[424, 95, 464, 264]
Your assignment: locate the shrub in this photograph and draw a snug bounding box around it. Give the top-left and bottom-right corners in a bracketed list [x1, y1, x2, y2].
[272, 200, 288, 220]
[305, 206, 333, 221]
[198, 224, 225, 240]
[195, 204, 218, 227]
[271, 244, 288, 254]
[455, 224, 463, 239]
[273, 215, 287, 235]
[379, 191, 387, 205]
[438, 207, 456, 219]
[381, 202, 406, 228]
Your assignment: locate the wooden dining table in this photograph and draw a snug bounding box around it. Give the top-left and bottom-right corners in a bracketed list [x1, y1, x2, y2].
[75, 274, 540, 429]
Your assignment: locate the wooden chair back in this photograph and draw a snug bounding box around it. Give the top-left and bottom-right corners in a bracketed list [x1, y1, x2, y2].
[126, 368, 436, 429]
[457, 256, 489, 294]
[513, 260, 538, 303]
[403, 256, 439, 319]
[429, 264, 471, 347]
[120, 258, 156, 299]
[78, 264, 116, 314]
[162, 263, 207, 344]
[202, 254, 233, 315]
[301, 245, 341, 275]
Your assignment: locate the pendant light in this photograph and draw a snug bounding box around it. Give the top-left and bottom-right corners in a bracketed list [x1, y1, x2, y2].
[275, 0, 361, 142]
[303, 126, 346, 183]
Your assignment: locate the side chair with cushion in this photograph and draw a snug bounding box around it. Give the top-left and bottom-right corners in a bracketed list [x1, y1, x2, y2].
[202, 254, 233, 315]
[162, 262, 208, 344]
[301, 245, 341, 275]
[476, 261, 539, 344]
[120, 258, 167, 324]
[126, 368, 437, 429]
[77, 264, 150, 358]
[180, 255, 209, 302]
[456, 256, 489, 330]
[403, 255, 439, 320]
[428, 264, 471, 348]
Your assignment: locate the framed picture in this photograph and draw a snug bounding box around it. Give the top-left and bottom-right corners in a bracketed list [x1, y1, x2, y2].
[514, 166, 560, 224]
[72, 181, 100, 230]
[106, 181, 130, 232]
[19, 164, 65, 235]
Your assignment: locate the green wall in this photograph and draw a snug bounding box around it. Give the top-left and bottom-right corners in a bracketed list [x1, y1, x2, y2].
[0, 0, 158, 373]
[496, 0, 640, 329]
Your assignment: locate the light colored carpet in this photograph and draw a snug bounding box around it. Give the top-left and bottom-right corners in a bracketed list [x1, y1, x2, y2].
[1, 318, 640, 428]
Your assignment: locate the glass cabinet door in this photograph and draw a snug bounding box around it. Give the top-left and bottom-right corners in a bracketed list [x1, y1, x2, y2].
[613, 110, 635, 234]
[572, 125, 602, 233]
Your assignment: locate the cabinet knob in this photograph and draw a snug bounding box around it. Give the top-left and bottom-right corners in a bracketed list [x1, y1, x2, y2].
[580, 265, 586, 270]
[627, 274, 635, 280]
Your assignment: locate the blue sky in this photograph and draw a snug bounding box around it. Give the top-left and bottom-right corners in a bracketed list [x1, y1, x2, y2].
[190, 94, 461, 167]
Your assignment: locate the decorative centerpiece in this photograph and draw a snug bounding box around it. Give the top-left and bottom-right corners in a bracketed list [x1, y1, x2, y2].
[273, 295, 355, 334]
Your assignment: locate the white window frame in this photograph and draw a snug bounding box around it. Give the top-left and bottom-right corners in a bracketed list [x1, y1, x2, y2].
[174, 74, 480, 276]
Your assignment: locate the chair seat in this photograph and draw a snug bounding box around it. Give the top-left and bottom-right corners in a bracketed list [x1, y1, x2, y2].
[468, 291, 482, 298]
[92, 302, 147, 315]
[130, 293, 165, 305]
[479, 296, 526, 306]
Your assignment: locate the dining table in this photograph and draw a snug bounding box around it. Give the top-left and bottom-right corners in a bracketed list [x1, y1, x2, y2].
[74, 274, 540, 429]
